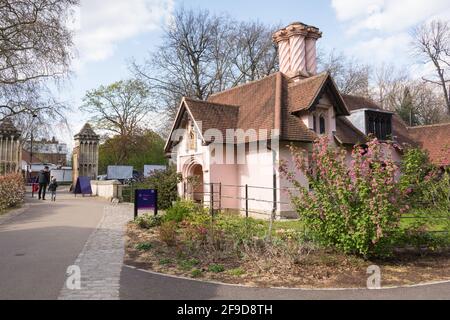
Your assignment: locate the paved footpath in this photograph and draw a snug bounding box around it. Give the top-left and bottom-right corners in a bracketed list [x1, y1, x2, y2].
[120, 266, 450, 300]
[0, 190, 108, 299]
[59, 204, 132, 300]
[0, 188, 134, 300]
[1, 189, 449, 300]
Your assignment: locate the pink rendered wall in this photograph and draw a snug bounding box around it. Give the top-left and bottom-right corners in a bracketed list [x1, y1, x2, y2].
[209, 145, 240, 210]
[278, 142, 310, 214]
[237, 147, 275, 214]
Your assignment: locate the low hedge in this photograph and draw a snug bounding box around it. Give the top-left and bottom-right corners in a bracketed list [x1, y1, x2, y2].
[0, 173, 25, 212]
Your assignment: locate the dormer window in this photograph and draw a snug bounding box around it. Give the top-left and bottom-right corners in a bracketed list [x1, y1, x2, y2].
[366, 110, 392, 140]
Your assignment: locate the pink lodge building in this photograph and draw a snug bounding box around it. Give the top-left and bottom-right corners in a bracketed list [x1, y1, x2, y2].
[164, 21, 449, 218]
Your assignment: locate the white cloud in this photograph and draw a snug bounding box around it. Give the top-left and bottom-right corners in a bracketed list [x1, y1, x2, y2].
[331, 0, 450, 34]
[348, 33, 412, 65]
[331, 0, 450, 75]
[71, 0, 174, 68]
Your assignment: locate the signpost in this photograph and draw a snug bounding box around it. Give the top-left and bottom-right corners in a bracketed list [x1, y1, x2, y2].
[134, 189, 158, 219]
[74, 176, 93, 197]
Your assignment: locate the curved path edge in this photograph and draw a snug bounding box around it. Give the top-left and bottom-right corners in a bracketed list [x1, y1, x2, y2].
[120, 265, 450, 300]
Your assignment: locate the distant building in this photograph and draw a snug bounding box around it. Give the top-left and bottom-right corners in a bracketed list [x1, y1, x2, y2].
[22, 137, 68, 167]
[0, 118, 22, 175]
[72, 123, 99, 183]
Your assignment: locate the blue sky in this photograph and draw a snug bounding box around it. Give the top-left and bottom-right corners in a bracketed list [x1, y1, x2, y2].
[57, 0, 450, 147]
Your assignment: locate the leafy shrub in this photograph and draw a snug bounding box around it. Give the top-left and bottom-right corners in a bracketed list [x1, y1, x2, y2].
[134, 165, 182, 210]
[0, 173, 25, 212]
[394, 228, 449, 251]
[135, 214, 162, 229]
[159, 221, 178, 246]
[208, 264, 225, 273]
[159, 258, 172, 265]
[191, 269, 203, 278]
[215, 215, 265, 244]
[399, 147, 450, 211]
[227, 268, 245, 276]
[135, 242, 153, 251]
[178, 258, 200, 271]
[163, 200, 196, 223]
[183, 222, 209, 243]
[280, 137, 404, 257]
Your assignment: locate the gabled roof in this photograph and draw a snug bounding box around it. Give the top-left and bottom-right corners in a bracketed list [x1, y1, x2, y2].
[408, 123, 450, 166]
[184, 98, 240, 137]
[288, 72, 350, 116]
[165, 72, 409, 153]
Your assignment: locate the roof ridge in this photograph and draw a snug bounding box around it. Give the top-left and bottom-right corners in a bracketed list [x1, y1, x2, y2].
[208, 72, 280, 99]
[183, 97, 240, 108]
[408, 122, 450, 129]
[287, 71, 329, 88]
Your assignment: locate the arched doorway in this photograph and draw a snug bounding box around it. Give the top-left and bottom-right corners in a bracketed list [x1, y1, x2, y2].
[190, 164, 204, 203]
[182, 160, 204, 203]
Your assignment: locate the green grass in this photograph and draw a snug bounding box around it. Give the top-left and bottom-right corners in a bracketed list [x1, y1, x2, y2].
[208, 264, 225, 273]
[135, 242, 153, 251]
[226, 268, 245, 276]
[178, 258, 200, 271]
[191, 269, 203, 278]
[159, 258, 172, 265]
[400, 209, 450, 232]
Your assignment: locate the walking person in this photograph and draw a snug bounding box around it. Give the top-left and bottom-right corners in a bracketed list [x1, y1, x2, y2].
[48, 177, 58, 202]
[38, 166, 50, 200]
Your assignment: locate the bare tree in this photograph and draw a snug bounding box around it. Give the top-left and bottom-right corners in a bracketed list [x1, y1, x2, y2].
[371, 66, 447, 126]
[80, 79, 154, 137]
[229, 21, 279, 85]
[131, 8, 280, 134]
[318, 50, 370, 97]
[371, 63, 409, 109]
[0, 0, 78, 129]
[412, 20, 450, 115]
[0, 0, 77, 85]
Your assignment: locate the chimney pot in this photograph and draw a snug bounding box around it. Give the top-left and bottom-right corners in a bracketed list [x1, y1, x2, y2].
[273, 21, 322, 79]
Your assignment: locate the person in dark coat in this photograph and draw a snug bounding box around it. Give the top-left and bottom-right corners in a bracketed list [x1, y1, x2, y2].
[38, 166, 51, 200]
[48, 177, 58, 202]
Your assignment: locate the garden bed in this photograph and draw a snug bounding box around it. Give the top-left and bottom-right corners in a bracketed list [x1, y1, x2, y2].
[124, 214, 450, 289]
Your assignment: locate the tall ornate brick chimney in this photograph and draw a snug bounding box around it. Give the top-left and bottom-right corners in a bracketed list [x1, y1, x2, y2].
[273, 22, 322, 80]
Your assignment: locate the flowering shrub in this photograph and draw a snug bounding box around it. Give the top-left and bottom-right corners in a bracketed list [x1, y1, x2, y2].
[280, 137, 404, 257]
[400, 147, 450, 220]
[0, 173, 25, 212]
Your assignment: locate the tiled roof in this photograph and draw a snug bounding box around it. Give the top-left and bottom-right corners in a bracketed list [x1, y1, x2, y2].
[165, 73, 417, 152]
[334, 117, 367, 145]
[342, 94, 382, 111]
[74, 123, 99, 140]
[184, 98, 239, 137]
[408, 123, 450, 166]
[287, 72, 328, 113]
[207, 71, 345, 143]
[209, 73, 278, 134]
